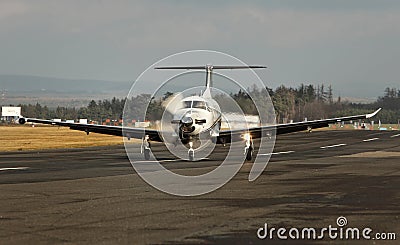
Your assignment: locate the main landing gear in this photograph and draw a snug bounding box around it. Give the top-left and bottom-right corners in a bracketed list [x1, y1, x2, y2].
[141, 135, 151, 160]
[243, 133, 254, 161]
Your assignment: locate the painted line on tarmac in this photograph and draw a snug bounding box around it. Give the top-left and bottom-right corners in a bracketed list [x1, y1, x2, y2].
[134, 158, 210, 163]
[363, 137, 379, 142]
[0, 167, 29, 171]
[259, 151, 295, 156]
[390, 134, 400, 138]
[134, 160, 180, 163]
[320, 143, 347, 149]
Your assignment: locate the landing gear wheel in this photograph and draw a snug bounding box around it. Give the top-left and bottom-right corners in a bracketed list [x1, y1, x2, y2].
[188, 150, 194, 161]
[144, 148, 150, 160]
[141, 135, 151, 160]
[243, 133, 254, 161]
[188, 141, 195, 161]
[245, 146, 253, 161]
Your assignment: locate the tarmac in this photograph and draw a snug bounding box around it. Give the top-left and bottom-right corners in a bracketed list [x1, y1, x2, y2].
[0, 130, 399, 244]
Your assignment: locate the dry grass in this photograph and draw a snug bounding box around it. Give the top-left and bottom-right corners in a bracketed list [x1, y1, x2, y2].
[0, 125, 127, 152]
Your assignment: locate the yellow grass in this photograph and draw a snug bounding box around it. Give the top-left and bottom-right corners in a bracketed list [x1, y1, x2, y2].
[0, 125, 127, 152]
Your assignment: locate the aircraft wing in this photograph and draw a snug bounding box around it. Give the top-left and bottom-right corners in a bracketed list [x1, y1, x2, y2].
[21, 108, 381, 144]
[22, 118, 162, 142]
[217, 108, 382, 143]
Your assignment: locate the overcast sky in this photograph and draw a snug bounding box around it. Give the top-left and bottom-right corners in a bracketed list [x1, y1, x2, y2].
[1, 0, 399, 98]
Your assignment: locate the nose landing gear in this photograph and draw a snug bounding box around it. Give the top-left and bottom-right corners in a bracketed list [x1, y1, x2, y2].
[188, 142, 194, 161]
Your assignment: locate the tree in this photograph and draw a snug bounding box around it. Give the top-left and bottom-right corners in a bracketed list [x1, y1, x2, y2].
[327, 85, 333, 104]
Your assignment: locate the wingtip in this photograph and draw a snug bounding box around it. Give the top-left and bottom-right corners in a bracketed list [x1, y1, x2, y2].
[366, 108, 382, 118]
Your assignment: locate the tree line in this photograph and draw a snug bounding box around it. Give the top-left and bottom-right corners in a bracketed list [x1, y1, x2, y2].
[9, 85, 400, 124]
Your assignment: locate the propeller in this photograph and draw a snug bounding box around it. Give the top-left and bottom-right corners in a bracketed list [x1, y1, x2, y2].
[162, 93, 184, 115]
[180, 116, 195, 133]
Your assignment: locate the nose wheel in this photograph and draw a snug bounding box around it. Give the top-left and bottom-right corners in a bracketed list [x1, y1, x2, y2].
[188, 142, 194, 161]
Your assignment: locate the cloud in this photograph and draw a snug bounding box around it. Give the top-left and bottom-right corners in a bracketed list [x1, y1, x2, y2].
[0, 1, 29, 20]
[2, 1, 399, 49]
[222, 6, 400, 48]
[0, 0, 399, 97]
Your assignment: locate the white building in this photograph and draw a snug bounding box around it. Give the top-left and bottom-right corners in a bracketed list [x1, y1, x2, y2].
[1, 106, 21, 122]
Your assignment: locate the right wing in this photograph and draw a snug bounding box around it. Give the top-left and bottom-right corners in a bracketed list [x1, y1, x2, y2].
[19, 118, 162, 142]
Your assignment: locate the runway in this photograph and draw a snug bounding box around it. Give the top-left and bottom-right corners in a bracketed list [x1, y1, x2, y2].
[0, 130, 399, 244]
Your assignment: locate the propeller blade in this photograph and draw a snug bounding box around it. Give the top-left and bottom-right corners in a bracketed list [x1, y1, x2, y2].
[162, 93, 184, 114]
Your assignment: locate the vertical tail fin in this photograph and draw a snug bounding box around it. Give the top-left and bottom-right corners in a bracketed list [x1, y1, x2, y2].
[155, 65, 266, 98]
[203, 65, 213, 98]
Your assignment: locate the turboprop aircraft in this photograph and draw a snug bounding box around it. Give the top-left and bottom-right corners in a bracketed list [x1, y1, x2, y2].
[18, 65, 381, 161]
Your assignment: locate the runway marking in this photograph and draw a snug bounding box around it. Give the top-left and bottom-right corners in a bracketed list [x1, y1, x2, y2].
[363, 137, 379, 142]
[390, 134, 400, 138]
[339, 151, 400, 158]
[0, 167, 29, 171]
[320, 143, 347, 149]
[134, 158, 210, 163]
[259, 151, 295, 156]
[134, 160, 180, 163]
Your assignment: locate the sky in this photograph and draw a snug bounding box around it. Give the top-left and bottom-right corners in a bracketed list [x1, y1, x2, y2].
[1, 0, 399, 98]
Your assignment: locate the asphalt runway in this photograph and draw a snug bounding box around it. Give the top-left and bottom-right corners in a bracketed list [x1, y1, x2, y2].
[0, 130, 399, 244]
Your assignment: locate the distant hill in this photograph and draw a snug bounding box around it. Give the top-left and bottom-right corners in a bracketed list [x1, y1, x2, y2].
[0, 74, 379, 107]
[0, 74, 136, 108]
[0, 74, 132, 94]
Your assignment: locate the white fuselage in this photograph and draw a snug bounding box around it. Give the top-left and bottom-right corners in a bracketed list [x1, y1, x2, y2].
[172, 96, 221, 138]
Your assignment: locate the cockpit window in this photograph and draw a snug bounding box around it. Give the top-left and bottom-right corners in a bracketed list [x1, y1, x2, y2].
[192, 101, 206, 109]
[184, 101, 192, 108]
[183, 100, 207, 110]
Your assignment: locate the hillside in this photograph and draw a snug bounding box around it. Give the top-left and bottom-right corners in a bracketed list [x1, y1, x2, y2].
[0, 75, 132, 107]
[0, 74, 131, 93]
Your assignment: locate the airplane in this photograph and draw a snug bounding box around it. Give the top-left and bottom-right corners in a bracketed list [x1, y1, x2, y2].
[18, 65, 381, 161]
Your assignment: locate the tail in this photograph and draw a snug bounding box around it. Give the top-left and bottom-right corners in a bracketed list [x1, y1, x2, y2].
[155, 65, 266, 98]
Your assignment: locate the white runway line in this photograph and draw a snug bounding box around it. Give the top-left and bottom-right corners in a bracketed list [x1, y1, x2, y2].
[363, 137, 379, 142]
[273, 151, 295, 155]
[320, 143, 347, 149]
[390, 134, 400, 138]
[0, 167, 29, 171]
[259, 150, 295, 156]
[134, 160, 179, 163]
[134, 158, 210, 163]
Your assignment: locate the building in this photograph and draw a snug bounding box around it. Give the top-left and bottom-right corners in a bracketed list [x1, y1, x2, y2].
[1, 106, 21, 123]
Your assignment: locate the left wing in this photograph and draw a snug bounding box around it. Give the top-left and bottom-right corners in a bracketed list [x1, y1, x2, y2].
[217, 108, 382, 143]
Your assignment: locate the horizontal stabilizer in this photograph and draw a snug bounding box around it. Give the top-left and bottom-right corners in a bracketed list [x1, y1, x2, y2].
[155, 65, 266, 70]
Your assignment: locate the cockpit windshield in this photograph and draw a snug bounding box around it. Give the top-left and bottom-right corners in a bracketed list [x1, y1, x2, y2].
[183, 100, 207, 110]
[192, 101, 206, 110]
